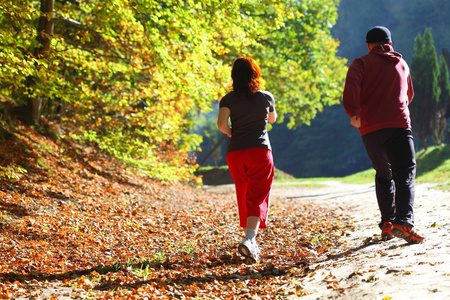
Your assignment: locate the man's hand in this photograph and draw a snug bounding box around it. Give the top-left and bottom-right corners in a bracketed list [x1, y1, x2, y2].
[350, 116, 361, 128]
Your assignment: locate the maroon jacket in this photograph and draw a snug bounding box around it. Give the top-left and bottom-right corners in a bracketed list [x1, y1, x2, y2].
[343, 44, 414, 136]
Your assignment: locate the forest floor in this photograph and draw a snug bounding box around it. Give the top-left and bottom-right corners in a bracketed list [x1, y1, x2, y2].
[0, 124, 449, 299]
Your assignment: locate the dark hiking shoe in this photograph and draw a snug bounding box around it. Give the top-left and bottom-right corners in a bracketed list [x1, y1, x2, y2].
[391, 224, 425, 243]
[238, 238, 260, 263]
[381, 222, 394, 240]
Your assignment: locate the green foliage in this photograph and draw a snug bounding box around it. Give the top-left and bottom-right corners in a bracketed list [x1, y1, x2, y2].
[0, 165, 28, 180]
[133, 263, 152, 278]
[0, 1, 40, 102]
[0, 0, 347, 182]
[434, 55, 450, 144]
[150, 251, 166, 264]
[410, 29, 444, 149]
[239, 0, 348, 128]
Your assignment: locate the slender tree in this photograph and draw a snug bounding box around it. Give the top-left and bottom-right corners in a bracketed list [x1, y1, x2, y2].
[25, 0, 54, 124]
[443, 49, 450, 122]
[433, 54, 450, 145]
[410, 28, 440, 149]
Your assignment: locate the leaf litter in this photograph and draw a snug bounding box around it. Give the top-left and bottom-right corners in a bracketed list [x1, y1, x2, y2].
[4, 125, 449, 299]
[0, 125, 358, 299]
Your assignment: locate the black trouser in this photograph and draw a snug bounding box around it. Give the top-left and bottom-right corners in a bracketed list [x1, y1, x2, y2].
[362, 128, 416, 228]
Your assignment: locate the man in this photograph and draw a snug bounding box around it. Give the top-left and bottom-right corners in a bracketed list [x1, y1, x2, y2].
[343, 26, 424, 243]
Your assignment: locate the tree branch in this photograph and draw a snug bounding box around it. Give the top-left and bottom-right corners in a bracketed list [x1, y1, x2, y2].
[54, 16, 83, 28]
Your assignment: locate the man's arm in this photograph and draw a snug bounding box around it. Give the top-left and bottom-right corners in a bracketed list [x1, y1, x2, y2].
[343, 59, 364, 128]
[407, 72, 414, 103]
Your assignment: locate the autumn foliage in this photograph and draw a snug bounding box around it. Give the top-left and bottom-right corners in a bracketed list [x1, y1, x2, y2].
[1, 2, 350, 295]
[0, 0, 347, 182]
[0, 124, 354, 299]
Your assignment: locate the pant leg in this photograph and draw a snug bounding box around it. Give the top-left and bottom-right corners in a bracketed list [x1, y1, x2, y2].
[227, 150, 249, 228]
[226, 148, 274, 229]
[362, 130, 396, 228]
[244, 148, 274, 228]
[384, 128, 416, 227]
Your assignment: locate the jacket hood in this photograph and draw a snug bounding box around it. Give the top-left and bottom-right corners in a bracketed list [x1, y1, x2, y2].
[371, 44, 402, 62]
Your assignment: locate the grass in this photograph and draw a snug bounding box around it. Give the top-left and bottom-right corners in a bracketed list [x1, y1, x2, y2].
[133, 263, 152, 278]
[415, 143, 450, 190]
[273, 181, 327, 188]
[340, 169, 375, 184]
[198, 165, 229, 172]
[274, 143, 450, 191]
[340, 144, 450, 190]
[199, 143, 449, 190]
[272, 177, 335, 187]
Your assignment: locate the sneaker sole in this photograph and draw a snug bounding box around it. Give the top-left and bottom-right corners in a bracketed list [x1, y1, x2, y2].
[238, 244, 258, 262]
[238, 244, 251, 257]
[391, 228, 424, 244]
[381, 233, 394, 240]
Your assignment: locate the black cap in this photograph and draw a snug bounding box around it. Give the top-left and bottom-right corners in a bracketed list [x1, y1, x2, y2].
[366, 26, 392, 44]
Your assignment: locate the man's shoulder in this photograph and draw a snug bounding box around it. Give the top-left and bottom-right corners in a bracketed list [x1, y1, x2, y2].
[356, 52, 372, 62]
[349, 56, 366, 69]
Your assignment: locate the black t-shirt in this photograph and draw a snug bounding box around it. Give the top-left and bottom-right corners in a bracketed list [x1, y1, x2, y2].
[219, 90, 275, 152]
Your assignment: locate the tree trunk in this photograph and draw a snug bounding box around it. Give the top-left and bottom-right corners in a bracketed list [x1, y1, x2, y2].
[442, 49, 450, 71]
[198, 134, 228, 167]
[26, 0, 54, 124]
[443, 49, 450, 119]
[421, 138, 428, 150]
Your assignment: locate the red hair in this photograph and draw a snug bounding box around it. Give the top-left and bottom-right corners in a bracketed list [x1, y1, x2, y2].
[231, 57, 263, 94]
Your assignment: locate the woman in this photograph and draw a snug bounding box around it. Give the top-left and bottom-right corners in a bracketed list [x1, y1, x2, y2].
[217, 57, 277, 263]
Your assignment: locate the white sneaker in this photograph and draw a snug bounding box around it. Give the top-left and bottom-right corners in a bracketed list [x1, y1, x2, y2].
[238, 238, 260, 263]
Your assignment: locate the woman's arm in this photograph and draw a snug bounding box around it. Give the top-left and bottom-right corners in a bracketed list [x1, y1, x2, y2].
[217, 107, 232, 137]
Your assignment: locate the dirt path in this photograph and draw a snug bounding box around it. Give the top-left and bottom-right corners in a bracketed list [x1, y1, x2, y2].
[207, 181, 450, 299]
[277, 182, 450, 300]
[6, 181, 450, 300]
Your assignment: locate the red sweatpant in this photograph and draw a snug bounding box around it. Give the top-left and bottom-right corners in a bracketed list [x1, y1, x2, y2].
[226, 147, 274, 228]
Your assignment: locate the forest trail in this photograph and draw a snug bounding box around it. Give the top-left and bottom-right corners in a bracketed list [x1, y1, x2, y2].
[207, 181, 450, 300]
[2, 174, 448, 299]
